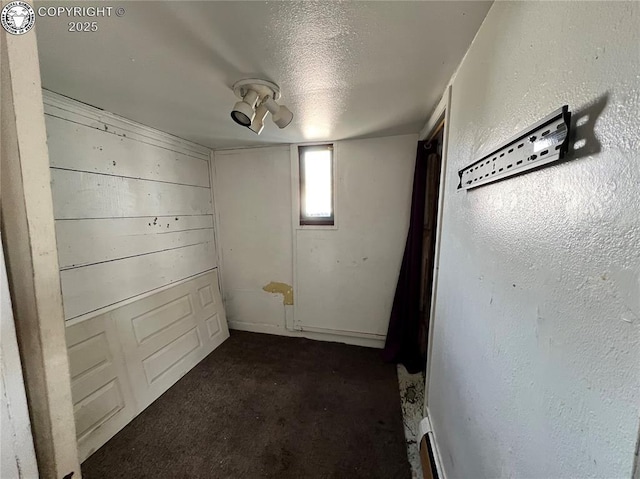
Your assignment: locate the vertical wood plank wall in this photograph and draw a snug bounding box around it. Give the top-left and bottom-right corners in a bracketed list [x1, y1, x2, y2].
[43, 90, 217, 321]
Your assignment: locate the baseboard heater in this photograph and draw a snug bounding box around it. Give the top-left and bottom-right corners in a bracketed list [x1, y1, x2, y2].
[419, 417, 442, 479]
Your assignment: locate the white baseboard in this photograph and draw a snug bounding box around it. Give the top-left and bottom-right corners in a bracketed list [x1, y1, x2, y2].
[228, 321, 385, 349]
[227, 321, 284, 335]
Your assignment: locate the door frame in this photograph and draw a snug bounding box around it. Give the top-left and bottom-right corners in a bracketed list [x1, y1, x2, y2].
[1, 23, 81, 478]
[419, 85, 452, 414]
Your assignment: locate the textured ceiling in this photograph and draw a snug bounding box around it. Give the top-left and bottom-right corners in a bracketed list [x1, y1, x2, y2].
[35, 1, 492, 149]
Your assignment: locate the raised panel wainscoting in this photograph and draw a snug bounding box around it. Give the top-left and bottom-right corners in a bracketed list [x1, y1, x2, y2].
[66, 272, 229, 461]
[112, 272, 227, 412]
[65, 314, 137, 461]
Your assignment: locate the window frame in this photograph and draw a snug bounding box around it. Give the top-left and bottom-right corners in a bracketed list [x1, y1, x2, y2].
[297, 143, 335, 227]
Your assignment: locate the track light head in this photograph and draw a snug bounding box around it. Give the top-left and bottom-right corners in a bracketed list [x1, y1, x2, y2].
[263, 96, 294, 129]
[273, 105, 294, 129]
[230, 79, 294, 133]
[230, 89, 259, 127]
[230, 101, 253, 126]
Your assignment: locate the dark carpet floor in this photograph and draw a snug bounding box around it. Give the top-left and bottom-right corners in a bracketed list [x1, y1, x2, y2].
[82, 331, 411, 479]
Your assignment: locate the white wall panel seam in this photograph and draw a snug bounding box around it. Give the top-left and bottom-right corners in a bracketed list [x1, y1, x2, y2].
[50, 167, 212, 190]
[59, 240, 215, 271]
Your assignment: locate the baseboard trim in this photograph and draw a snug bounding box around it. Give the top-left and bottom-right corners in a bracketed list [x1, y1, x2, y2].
[301, 324, 386, 341]
[228, 321, 385, 349]
[227, 321, 283, 335]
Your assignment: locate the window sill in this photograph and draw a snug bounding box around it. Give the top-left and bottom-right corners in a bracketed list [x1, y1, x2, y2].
[296, 223, 338, 231]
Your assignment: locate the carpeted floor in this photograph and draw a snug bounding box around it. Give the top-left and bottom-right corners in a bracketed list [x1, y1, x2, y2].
[82, 331, 411, 478]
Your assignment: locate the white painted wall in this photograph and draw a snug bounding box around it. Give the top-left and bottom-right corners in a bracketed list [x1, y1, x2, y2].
[427, 3, 640, 478]
[1, 239, 39, 479]
[43, 91, 217, 320]
[294, 136, 417, 339]
[214, 134, 417, 345]
[214, 146, 294, 335]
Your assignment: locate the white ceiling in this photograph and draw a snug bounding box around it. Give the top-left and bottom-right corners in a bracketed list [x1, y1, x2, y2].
[35, 1, 492, 149]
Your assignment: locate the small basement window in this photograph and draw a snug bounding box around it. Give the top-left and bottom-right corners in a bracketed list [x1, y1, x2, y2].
[299, 144, 334, 226]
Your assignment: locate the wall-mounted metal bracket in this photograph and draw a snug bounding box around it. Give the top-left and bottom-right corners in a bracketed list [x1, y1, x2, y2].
[457, 106, 571, 191]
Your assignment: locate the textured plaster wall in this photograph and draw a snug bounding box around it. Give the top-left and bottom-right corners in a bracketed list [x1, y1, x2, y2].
[428, 2, 640, 478]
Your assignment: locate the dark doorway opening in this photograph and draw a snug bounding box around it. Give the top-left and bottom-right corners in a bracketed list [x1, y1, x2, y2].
[418, 124, 445, 371]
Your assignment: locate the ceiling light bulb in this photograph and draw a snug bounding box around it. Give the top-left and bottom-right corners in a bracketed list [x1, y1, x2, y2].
[249, 104, 268, 134]
[263, 96, 294, 129]
[230, 89, 259, 127]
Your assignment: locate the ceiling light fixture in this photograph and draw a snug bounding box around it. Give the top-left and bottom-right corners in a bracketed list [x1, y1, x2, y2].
[262, 95, 294, 129]
[231, 79, 294, 134]
[230, 89, 258, 127]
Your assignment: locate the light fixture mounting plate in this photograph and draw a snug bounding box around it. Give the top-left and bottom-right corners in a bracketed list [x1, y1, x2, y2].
[232, 78, 281, 101]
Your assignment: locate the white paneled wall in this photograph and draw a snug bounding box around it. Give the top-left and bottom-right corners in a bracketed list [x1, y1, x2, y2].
[44, 91, 229, 461]
[65, 309, 137, 461]
[66, 271, 228, 461]
[44, 91, 216, 320]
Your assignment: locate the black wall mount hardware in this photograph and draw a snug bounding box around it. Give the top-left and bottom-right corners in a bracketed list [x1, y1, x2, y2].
[457, 106, 571, 191]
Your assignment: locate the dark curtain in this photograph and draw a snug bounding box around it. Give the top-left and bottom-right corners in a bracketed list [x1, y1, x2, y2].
[382, 140, 435, 374]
